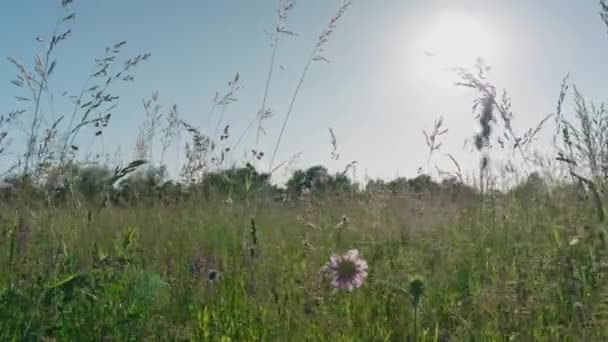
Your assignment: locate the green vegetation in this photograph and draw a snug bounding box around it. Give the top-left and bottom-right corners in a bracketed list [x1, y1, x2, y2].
[2, 174, 608, 340]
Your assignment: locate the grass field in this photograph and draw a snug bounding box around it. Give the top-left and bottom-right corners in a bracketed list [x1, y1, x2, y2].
[2, 186, 608, 340]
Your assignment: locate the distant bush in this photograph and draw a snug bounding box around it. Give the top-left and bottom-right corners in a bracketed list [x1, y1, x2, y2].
[285, 165, 356, 198]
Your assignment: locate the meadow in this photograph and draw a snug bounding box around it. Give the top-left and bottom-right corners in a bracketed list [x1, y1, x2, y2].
[3, 0, 608, 340]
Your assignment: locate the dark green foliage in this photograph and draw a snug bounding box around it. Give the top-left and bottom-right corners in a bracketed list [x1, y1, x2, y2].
[510, 172, 548, 201]
[0, 227, 169, 340]
[286, 165, 356, 197]
[198, 162, 273, 200]
[76, 164, 112, 201]
[368, 174, 475, 199]
[407, 174, 438, 193]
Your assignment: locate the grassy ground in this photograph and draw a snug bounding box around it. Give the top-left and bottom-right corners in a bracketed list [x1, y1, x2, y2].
[2, 187, 607, 340]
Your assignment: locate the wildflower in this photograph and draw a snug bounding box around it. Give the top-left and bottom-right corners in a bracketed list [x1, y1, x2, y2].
[336, 214, 350, 228]
[207, 269, 220, 282]
[323, 249, 368, 291]
[409, 277, 425, 308]
[569, 236, 581, 246]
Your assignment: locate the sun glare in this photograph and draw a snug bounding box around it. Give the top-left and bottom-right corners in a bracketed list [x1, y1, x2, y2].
[412, 11, 500, 87]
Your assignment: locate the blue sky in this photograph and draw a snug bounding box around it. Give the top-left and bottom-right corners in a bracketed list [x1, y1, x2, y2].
[1, 0, 608, 182]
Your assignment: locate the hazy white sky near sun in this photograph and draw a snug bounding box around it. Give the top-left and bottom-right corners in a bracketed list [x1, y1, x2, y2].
[1, 0, 608, 182]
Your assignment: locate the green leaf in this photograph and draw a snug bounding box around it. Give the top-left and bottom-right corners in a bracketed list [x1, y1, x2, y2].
[44, 272, 90, 304]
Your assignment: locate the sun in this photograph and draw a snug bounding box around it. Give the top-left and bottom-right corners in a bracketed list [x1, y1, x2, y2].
[421, 12, 497, 64]
[412, 11, 500, 86]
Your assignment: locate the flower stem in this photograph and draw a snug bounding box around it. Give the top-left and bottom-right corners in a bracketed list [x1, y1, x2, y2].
[413, 306, 418, 342]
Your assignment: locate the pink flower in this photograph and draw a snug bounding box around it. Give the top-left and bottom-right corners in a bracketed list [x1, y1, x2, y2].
[322, 249, 368, 291]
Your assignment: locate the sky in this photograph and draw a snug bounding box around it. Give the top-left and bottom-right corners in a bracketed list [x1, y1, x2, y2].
[1, 0, 608, 183]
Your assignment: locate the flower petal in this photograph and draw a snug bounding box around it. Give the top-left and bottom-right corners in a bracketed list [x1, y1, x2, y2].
[345, 249, 359, 260]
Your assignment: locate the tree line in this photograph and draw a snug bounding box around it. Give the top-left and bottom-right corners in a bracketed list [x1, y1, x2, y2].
[0, 161, 495, 206]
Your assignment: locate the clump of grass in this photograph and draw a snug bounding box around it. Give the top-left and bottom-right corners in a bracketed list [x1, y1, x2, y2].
[456, 59, 554, 192]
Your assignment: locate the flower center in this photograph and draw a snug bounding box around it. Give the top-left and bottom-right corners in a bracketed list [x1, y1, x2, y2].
[337, 259, 357, 280]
